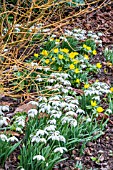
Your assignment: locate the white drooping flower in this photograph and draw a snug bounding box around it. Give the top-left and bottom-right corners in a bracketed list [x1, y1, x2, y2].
[29, 101, 39, 106]
[47, 119, 56, 125]
[28, 109, 38, 118]
[0, 117, 10, 127]
[16, 127, 23, 133]
[76, 108, 85, 114]
[31, 136, 47, 144]
[48, 132, 66, 143]
[1, 105, 9, 112]
[0, 134, 8, 141]
[54, 147, 67, 154]
[45, 125, 56, 131]
[33, 155, 45, 161]
[36, 129, 48, 136]
[8, 136, 19, 142]
[66, 111, 77, 117]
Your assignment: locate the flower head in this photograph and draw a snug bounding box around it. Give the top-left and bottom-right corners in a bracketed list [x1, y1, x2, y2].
[60, 48, 69, 53]
[58, 54, 64, 60]
[34, 53, 39, 57]
[84, 84, 90, 89]
[91, 100, 97, 107]
[54, 147, 67, 154]
[45, 59, 50, 64]
[110, 87, 113, 92]
[53, 48, 59, 53]
[96, 107, 104, 113]
[41, 50, 48, 56]
[69, 64, 75, 70]
[69, 52, 78, 59]
[92, 50, 97, 55]
[96, 63, 102, 69]
[74, 68, 80, 73]
[33, 155, 45, 161]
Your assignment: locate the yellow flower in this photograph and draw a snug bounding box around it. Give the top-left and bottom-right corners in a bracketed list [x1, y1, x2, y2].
[34, 53, 39, 57]
[74, 68, 80, 73]
[86, 46, 91, 51]
[69, 64, 75, 70]
[60, 48, 69, 53]
[92, 50, 97, 55]
[83, 44, 87, 48]
[56, 39, 60, 42]
[96, 63, 102, 69]
[73, 59, 80, 64]
[110, 87, 113, 92]
[96, 107, 104, 113]
[75, 79, 80, 83]
[84, 54, 89, 60]
[69, 52, 79, 59]
[54, 48, 59, 53]
[84, 84, 90, 89]
[83, 44, 91, 51]
[41, 50, 48, 56]
[91, 100, 97, 107]
[45, 59, 50, 64]
[52, 57, 55, 61]
[58, 67, 62, 71]
[58, 54, 64, 60]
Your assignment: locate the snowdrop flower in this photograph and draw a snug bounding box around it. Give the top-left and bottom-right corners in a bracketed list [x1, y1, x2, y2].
[0, 117, 10, 127]
[70, 119, 77, 127]
[0, 134, 8, 141]
[76, 108, 85, 114]
[62, 88, 68, 93]
[54, 147, 67, 154]
[8, 136, 19, 142]
[42, 28, 50, 32]
[50, 112, 62, 119]
[32, 136, 47, 143]
[63, 80, 71, 86]
[33, 155, 45, 161]
[43, 67, 50, 72]
[2, 105, 9, 112]
[38, 96, 47, 103]
[48, 134, 66, 143]
[66, 111, 77, 117]
[28, 101, 38, 106]
[60, 73, 69, 79]
[31, 62, 38, 67]
[16, 127, 23, 133]
[36, 129, 48, 136]
[106, 109, 112, 114]
[45, 125, 56, 131]
[47, 119, 56, 125]
[36, 77, 43, 82]
[48, 79, 56, 83]
[20, 168, 25, 170]
[54, 84, 63, 89]
[28, 109, 38, 118]
[86, 118, 91, 122]
[92, 96, 100, 101]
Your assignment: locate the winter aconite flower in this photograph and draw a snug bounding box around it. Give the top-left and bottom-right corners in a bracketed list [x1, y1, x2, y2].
[34, 53, 39, 57]
[58, 54, 64, 60]
[69, 64, 75, 70]
[75, 79, 80, 83]
[60, 48, 69, 53]
[73, 59, 79, 64]
[92, 50, 97, 55]
[96, 63, 102, 69]
[110, 87, 113, 92]
[96, 107, 104, 113]
[91, 100, 97, 107]
[69, 52, 78, 59]
[74, 68, 80, 73]
[52, 57, 55, 61]
[45, 59, 50, 64]
[53, 48, 59, 53]
[84, 54, 89, 60]
[41, 50, 48, 56]
[84, 84, 90, 89]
